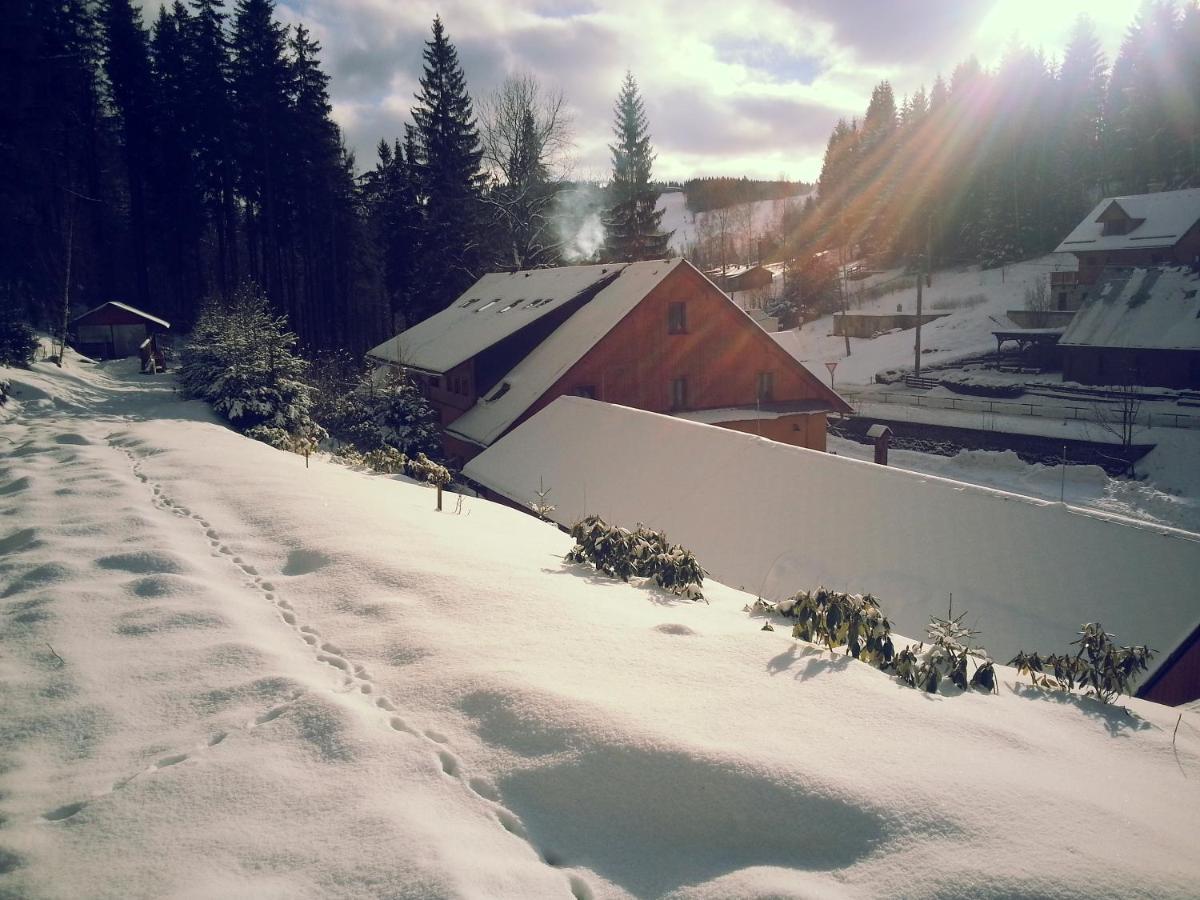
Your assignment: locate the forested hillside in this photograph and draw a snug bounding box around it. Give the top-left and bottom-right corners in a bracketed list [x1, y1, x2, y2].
[786, 5, 1200, 268]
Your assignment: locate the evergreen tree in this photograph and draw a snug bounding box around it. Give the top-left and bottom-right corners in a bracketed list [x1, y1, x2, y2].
[409, 16, 486, 322]
[150, 1, 207, 323]
[230, 0, 292, 304]
[1057, 16, 1108, 214]
[101, 0, 156, 310]
[602, 72, 671, 261]
[187, 0, 240, 295]
[1, 0, 111, 326]
[363, 137, 421, 329]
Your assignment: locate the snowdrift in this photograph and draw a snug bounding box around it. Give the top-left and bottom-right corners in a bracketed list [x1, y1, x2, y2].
[2, 356, 1199, 899]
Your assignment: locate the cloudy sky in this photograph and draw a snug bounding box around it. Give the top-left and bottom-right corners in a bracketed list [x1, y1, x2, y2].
[257, 0, 1140, 182]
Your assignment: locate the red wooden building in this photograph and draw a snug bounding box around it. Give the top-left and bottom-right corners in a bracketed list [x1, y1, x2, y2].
[70, 302, 171, 360]
[367, 259, 850, 464]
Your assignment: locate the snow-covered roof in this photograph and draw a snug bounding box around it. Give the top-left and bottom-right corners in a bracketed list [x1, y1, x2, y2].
[446, 259, 685, 447]
[366, 264, 625, 373]
[465, 396, 1200, 687]
[1055, 188, 1200, 254]
[72, 301, 171, 329]
[1059, 266, 1200, 350]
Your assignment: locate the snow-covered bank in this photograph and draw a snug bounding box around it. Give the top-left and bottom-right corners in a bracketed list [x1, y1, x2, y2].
[3, 355, 1200, 899]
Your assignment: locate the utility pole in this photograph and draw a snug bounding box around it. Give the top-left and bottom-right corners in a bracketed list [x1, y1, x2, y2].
[839, 243, 851, 356]
[914, 215, 932, 377]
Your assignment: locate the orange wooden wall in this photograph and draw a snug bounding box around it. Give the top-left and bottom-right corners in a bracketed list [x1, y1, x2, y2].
[510, 264, 840, 446]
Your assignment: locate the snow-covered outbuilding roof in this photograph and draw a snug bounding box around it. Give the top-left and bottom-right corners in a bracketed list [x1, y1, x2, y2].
[71, 301, 171, 330]
[366, 264, 624, 373]
[1054, 188, 1200, 254]
[465, 396, 1200, 691]
[446, 259, 685, 447]
[1059, 266, 1200, 350]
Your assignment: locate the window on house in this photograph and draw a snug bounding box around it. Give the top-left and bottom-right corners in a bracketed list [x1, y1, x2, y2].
[575, 385, 597, 399]
[757, 370, 774, 401]
[668, 302, 687, 334]
[670, 376, 688, 410]
[430, 376, 441, 389]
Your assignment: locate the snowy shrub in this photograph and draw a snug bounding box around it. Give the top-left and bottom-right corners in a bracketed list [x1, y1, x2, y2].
[897, 611, 995, 694]
[1010, 623, 1154, 704]
[179, 283, 324, 443]
[0, 307, 39, 368]
[407, 453, 451, 486]
[566, 515, 706, 601]
[244, 425, 295, 451]
[362, 447, 407, 474]
[0, 376, 10, 404]
[752, 590, 996, 695]
[310, 354, 441, 460]
[757, 588, 895, 667]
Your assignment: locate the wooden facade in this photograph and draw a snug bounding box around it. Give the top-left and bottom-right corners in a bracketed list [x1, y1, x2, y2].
[400, 261, 850, 464]
[497, 263, 845, 449]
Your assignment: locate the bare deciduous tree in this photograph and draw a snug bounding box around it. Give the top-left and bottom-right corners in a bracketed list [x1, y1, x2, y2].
[478, 74, 574, 268]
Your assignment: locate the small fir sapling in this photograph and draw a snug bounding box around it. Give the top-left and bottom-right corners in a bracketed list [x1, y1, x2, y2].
[530, 477, 556, 521]
[912, 607, 996, 694]
[0, 307, 39, 368]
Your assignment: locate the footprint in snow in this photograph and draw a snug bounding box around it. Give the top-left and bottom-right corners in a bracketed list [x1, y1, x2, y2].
[153, 753, 188, 770]
[43, 801, 87, 822]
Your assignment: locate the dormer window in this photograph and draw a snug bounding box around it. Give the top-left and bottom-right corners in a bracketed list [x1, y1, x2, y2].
[1096, 200, 1144, 237]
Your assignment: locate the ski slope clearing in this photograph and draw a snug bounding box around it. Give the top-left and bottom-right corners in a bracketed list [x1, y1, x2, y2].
[657, 191, 809, 254]
[2, 354, 1199, 899]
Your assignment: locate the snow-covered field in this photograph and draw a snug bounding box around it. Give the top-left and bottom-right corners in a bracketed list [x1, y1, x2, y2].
[3, 354, 1200, 899]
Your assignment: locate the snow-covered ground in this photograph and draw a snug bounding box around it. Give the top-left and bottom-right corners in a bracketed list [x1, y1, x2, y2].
[762, 253, 1200, 532]
[3, 354, 1200, 899]
[657, 191, 809, 255]
[772, 254, 1076, 385]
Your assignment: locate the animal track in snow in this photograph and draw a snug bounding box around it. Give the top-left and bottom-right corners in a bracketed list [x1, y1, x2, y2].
[425, 730, 449, 744]
[375, 697, 396, 711]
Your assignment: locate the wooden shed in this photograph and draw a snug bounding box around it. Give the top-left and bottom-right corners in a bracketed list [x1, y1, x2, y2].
[71, 302, 170, 360]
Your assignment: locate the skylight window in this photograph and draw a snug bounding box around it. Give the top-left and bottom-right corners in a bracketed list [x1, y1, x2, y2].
[485, 382, 511, 402]
[460, 298, 481, 308]
[498, 299, 525, 313]
[476, 299, 499, 312]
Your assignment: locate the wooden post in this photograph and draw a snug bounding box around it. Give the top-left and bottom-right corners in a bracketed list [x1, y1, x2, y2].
[436, 484, 443, 511]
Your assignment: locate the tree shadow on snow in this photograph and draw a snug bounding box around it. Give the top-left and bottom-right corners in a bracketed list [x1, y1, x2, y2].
[1009, 682, 1152, 737]
[765, 642, 854, 681]
[542, 562, 697, 607]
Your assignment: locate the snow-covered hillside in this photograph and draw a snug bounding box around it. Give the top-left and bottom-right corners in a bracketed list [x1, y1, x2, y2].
[3, 354, 1200, 899]
[656, 191, 809, 254]
[773, 254, 1077, 385]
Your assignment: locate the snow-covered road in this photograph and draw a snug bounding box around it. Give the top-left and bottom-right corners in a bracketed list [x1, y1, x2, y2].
[2, 356, 1199, 899]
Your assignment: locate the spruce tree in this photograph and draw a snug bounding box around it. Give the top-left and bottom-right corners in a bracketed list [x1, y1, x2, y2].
[602, 72, 671, 262]
[101, 0, 156, 310]
[150, 2, 207, 323]
[187, 0, 240, 295]
[409, 16, 485, 322]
